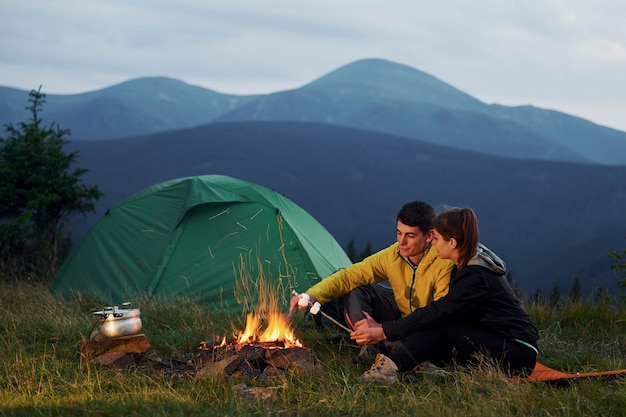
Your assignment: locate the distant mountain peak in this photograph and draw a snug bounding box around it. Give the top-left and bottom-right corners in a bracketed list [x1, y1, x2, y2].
[313, 58, 433, 83]
[305, 58, 483, 110]
[99, 76, 216, 96]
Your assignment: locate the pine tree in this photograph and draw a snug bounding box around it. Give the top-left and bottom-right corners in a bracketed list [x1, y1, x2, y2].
[346, 239, 357, 262]
[610, 248, 626, 300]
[357, 241, 372, 262]
[548, 281, 562, 308]
[0, 87, 103, 280]
[567, 277, 583, 304]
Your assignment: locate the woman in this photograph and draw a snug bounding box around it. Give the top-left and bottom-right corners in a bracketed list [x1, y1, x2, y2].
[352, 207, 539, 384]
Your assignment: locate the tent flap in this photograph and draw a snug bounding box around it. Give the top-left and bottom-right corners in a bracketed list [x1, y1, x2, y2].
[509, 362, 626, 382]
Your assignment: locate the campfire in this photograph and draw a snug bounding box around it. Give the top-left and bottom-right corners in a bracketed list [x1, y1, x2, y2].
[197, 267, 315, 379]
[198, 309, 314, 379]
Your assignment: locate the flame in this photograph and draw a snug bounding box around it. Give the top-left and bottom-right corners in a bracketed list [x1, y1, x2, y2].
[230, 253, 303, 349]
[237, 312, 260, 345]
[236, 310, 302, 348]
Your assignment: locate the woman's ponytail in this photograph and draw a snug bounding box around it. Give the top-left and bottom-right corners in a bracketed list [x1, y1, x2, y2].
[434, 207, 479, 270]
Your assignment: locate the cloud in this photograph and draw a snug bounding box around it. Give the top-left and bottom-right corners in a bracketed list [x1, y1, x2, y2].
[1, 0, 625, 131]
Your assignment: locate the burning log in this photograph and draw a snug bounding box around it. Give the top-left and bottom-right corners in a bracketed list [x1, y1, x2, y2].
[196, 307, 315, 380]
[197, 340, 315, 380]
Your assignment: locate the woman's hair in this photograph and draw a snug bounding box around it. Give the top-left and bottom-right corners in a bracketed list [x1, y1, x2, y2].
[433, 207, 479, 270]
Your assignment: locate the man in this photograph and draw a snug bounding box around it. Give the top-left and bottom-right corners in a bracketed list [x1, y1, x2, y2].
[290, 201, 454, 356]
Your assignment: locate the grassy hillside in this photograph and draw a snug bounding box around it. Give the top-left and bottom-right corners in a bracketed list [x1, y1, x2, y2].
[2, 280, 626, 416]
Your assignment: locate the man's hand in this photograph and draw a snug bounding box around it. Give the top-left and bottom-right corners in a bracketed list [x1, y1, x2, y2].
[289, 293, 316, 312]
[350, 311, 387, 345]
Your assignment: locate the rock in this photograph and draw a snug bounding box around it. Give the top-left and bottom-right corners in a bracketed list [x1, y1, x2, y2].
[80, 334, 151, 358]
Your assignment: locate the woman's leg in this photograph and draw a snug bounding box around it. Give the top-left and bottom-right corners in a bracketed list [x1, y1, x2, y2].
[383, 324, 536, 376]
[386, 328, 451, 371]
[442, 324, 537, 377]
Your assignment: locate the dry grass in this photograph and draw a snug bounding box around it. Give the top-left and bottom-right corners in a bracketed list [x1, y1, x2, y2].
[2, 281, 626, 416]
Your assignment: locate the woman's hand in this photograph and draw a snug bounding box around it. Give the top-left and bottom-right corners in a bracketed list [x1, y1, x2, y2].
[350, 311, 387, 345]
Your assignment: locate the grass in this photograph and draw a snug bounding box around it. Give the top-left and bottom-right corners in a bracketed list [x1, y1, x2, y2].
[2, 281, 626, 416]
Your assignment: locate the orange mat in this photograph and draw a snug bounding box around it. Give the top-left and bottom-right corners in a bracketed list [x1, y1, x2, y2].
[510, 362, 626, 382]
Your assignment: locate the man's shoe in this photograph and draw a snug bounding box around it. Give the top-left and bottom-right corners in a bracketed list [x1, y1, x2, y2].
[328, 333, 352, 345]
[358, 353, 398, 385]
[352, 344, 378, 364]
[404, 361, 449, 381]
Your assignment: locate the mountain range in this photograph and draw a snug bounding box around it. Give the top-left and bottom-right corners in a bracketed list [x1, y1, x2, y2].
[2, 58, 625, 296]
[3, 58, 626, 165]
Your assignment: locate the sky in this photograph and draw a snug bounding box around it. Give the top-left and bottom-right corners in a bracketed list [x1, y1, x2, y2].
[1, 0, 626, 131]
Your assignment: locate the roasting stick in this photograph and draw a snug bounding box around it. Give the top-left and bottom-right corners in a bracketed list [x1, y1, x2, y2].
[288, 290, 353, 333]
[309, 301, 353, 333]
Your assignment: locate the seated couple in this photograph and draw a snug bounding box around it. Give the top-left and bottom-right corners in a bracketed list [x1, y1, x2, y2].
[290, 201, 539, 384]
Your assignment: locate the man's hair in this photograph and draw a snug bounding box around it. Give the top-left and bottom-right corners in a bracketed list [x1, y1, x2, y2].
[396, 201, 436, 234]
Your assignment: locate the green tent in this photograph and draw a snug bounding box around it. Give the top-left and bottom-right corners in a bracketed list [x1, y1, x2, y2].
[50, 175, 351, 311]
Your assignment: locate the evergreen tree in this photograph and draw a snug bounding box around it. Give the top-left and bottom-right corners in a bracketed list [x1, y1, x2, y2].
[346, 239, 357, 263]
[357, 241, 372, 262]
[548, 281, 562, 308]
[593, 285, 611, 306]
[610, 248, 626, 300]
[567, 277, 583, 304]
[529, 288, 543, 305]
[0, 87, 103, 280]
